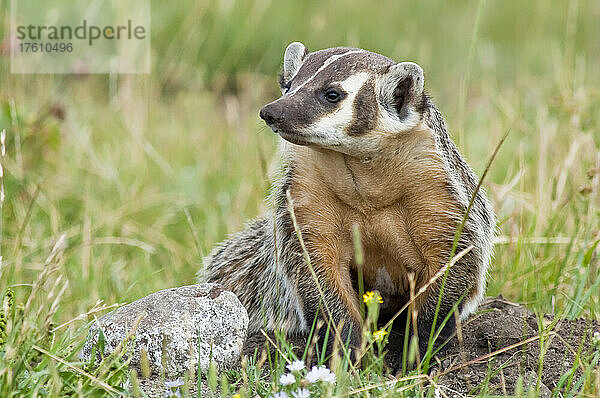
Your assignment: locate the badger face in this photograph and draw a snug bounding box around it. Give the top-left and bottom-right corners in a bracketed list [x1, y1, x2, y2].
[260, 42, 426, 157]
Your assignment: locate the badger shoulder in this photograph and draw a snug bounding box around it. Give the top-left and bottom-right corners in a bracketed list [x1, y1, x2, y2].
[421, 95, 496, 239]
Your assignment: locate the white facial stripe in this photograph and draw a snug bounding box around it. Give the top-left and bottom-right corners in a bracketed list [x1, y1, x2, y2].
[340, 71, 371, 95]
[299, 72, 385, 155]
[287, 50, 365, 96]
[312, 72, 369, 131]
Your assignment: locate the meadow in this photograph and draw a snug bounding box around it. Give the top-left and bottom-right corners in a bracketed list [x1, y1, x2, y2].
[0, 0, 599, 396]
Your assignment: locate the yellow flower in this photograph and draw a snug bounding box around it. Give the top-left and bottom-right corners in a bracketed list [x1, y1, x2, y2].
[362, 291, 383, 304]
[373, 328, 388, 342]
[232, 394, 241, 398]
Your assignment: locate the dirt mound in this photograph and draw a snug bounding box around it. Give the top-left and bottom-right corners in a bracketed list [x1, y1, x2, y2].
[243, 297, 599, 396]
[433, 296, 599, 396]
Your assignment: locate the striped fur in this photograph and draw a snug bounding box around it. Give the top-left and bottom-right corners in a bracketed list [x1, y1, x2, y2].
[200, 43, 496, 364]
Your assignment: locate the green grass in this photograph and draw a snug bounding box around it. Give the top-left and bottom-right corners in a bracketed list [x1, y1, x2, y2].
[0, 0, 599, 396]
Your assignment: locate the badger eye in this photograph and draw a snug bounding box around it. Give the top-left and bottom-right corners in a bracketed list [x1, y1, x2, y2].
[324, 89, 341, 103]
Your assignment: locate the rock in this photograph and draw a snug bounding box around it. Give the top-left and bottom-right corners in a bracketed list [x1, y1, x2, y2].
[136, 377, 211, 397]
[523, 371, 552, 398]
[81, 284, 248, 380]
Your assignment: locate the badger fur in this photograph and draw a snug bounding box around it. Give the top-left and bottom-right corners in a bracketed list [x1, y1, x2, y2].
[201, 42, 495, 365]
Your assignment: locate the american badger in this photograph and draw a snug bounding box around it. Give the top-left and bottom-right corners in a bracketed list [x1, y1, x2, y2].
[202, 42, 495, 361]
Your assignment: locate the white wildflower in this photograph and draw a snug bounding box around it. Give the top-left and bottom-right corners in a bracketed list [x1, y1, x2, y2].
[292, 387, 311, 398]
[320, 369, 336, 384]
[305, 366, 321, 383]
[279, 372, 296, 386]
[164, 379, 184, 397]
[271, 392, 289, 398]
[593, 331, 600, 344]
[164, 380, 184, 388]
[286, 359, 305, 372]
[305, 365, 336, 384]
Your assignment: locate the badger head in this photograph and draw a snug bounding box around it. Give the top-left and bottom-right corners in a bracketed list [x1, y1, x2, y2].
[260, 42, 426, 157]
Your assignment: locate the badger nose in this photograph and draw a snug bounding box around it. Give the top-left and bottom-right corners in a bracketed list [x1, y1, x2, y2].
[259, 103, 285, 126]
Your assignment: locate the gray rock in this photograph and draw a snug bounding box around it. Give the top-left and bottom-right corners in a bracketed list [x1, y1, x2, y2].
[523, 371, 552, 398]
[81, 284, 248, 379]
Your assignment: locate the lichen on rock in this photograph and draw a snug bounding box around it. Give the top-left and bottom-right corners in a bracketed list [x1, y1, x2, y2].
[81, 283, 248, 380]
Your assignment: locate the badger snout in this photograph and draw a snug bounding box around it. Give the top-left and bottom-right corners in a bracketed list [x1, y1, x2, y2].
[259, 102, 285, 128]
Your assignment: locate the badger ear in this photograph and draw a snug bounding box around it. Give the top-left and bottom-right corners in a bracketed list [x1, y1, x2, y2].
[382, 62, 424, 116]
[280, 42, 308, 92]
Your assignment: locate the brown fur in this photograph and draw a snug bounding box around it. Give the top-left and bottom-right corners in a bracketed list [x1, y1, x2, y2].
[288, 123, 462, 322]
[203, 45, 495, 369]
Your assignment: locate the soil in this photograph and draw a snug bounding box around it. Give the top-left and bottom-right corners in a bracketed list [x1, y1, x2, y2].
[244, 296, 600, 397]
[431, 296, 599, 396]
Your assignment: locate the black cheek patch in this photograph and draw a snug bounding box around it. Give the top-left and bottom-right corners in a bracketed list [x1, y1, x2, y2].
[346, 80, 378, 136]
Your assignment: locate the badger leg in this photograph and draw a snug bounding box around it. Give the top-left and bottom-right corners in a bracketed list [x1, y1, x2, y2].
[414, 280, 463, 357]
[412, 249, 482, 360]
[293, 248, 363, 362]
[382, 250, 482, 372]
